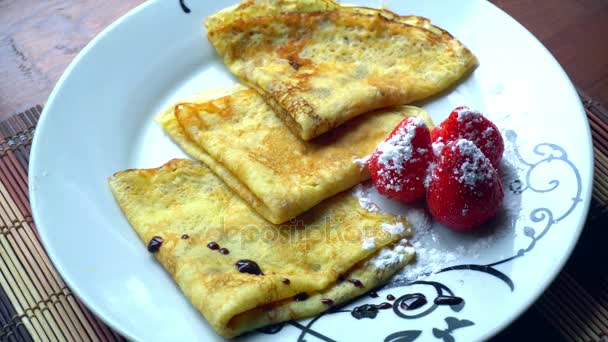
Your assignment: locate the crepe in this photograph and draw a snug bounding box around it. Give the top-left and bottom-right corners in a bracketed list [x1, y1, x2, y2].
[206, 0, 443, 35]
[109, 159, 415, 338]
[157, 85, 434, 224]
[205, 0, 338, 32]
[206, 2, 477, 140]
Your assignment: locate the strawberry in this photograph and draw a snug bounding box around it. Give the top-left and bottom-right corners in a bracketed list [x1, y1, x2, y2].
[431, 106, 504, 168]
[427, 139, 504, 231]
[369, 116, 433, 202]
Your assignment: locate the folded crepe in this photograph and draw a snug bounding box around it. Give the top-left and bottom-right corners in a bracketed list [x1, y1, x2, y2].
[206, 1, 477, 140]
[109, 159, 415, 338]
[206, 0, 443, 35]
[157, 85, 434, 224]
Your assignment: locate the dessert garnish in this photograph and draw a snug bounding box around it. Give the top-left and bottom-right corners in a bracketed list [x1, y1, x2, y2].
[235, 259, 264, 276]
[147, 236, 163, 253]
[369, 117, 434, 202]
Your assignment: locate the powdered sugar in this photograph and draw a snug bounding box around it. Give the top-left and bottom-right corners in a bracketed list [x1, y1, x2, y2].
[395, 217, 498, 281]
[373, 117, 426, 191]
[381, 221, 406, 236]
[355, 180, 509, 283]
[432, 140, 445, 157]
[369, 239, 415, 269]
[362, 237, 376, 250]
[376, 117, 424, 171]
[353, 155, 371, 171]
[452, 139, 495, 186]
[353, 184, 380, 212]
[456, 106, 483, 123]
[424, 162, 436, 188]
[481, 126, 495, 139]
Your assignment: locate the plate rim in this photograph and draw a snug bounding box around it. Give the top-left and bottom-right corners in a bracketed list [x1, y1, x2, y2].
[28, 1, 156, 341]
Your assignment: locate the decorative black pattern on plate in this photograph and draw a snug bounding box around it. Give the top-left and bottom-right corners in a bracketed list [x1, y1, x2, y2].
[179, 0, 191, 13]
[432, 317, 475, 342]
[384, 330, 422, 342]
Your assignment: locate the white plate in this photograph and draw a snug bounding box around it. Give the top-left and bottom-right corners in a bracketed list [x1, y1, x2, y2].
[29, 0, 593, 341]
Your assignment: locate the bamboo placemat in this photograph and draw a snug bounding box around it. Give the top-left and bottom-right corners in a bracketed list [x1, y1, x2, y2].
[0, 106, 125, 341]
[0, 96, 606, 341]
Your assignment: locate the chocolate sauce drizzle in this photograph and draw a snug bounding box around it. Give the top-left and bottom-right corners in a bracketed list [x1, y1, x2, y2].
[369, 291, 379, 298]
[235, 259, 264, 276]
[282, 278, 290, 285]
[147, 236, 163, 253]
[294, 292, 309, 301]
[321, 299, 334, 306]
[387, 294, 396, 301]
[180, 234, 189, 239]
[399, 293, 427, 311]
[207, 241, 230, 255]
[434, 295, 464, 306]
[348, 279, 364, 288]
[351, 302, 393, 319]
[289, 60, 300, 70]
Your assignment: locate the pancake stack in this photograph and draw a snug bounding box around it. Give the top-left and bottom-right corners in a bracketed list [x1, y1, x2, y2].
[109, 0, 477, 338]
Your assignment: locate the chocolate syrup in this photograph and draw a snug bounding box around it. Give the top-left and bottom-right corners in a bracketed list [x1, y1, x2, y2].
[289, 60, 300, 70]
[348, 279, 364, 288]
[321, 298, 334, 306]
[387, 294, 396, 301]
[207, 242, 219, 250]
[181, 234, 189, 239]
[434, 295, 464, 306]
[282, 278, 291, 285]
[369, 291, 379, 298]
[219, 247, 230, 255]
[376, 302, 393, 310]
[235, 259, 264, 275]
[294, 292, 309, 301]
[147, 236, 163, 253]
[351, 302, 392, 319]
[399, 293, 427, 311]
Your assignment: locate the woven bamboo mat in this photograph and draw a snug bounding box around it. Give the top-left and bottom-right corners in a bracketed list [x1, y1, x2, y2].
[0, 97, 606, 341]
[0, 106, 125, 342]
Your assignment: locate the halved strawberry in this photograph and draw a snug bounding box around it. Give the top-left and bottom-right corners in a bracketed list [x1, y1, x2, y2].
[369, 116, 433, 202]
[431, 106, 504, 168]
[427, 139, 504, 231]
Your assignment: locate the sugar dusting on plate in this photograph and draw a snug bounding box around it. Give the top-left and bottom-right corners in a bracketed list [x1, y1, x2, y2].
[353, 160, 521, 282]
[353, 184, 380, 212]
[381, 221, 406, 236]
[368, 239, 415, 269]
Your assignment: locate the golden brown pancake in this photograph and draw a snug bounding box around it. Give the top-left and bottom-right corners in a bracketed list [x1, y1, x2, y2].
[206, 0, 443, 35]
[205, 0, 339, 32]
[157, 85, 434, 224]
[206, 2, 477, 140]
[109, 159, 415, 338]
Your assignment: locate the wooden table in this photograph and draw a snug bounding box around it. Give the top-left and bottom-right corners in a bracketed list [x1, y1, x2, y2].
[1, 0, 607, 119]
